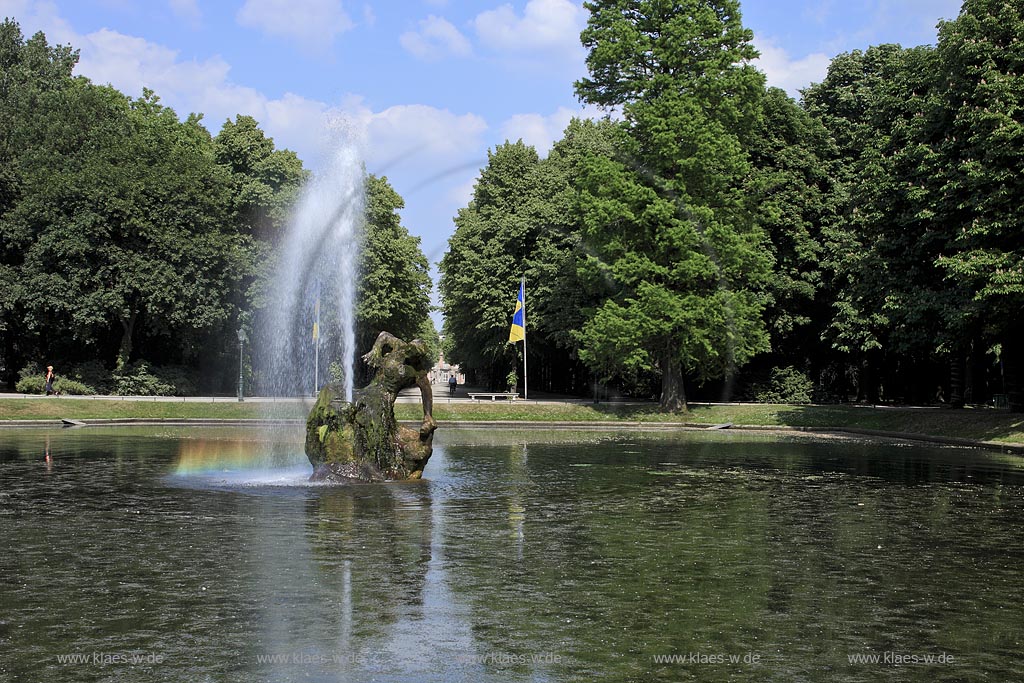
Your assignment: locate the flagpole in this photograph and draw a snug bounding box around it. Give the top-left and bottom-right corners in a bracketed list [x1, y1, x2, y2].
[521, 276, 528, 400]
[314, 294, 320, 395]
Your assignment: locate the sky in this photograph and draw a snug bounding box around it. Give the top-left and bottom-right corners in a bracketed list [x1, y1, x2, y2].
[2, 0, 964, 319]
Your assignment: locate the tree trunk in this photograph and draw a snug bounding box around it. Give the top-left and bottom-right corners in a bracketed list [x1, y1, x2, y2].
[1004, 335, 1024, 413]
[948, 353, 965, 408]
[861, 353, 881, 404]
[117, 309, 138, 370]
[2, 314, 16, 389]
[660, 354, 686, 412]
[964, 343, 977, 405]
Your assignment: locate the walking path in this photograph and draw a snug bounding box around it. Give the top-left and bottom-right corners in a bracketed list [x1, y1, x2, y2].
[0, 383, 635, 405]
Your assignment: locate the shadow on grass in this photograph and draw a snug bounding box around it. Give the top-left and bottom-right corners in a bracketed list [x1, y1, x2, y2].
[767, 404, 1024, 444]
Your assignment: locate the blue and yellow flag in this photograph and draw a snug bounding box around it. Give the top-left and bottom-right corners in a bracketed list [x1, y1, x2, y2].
[509, 280, 525, 343]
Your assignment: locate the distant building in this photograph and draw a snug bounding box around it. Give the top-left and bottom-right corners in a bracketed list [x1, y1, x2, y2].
[430, 344, 464, 385]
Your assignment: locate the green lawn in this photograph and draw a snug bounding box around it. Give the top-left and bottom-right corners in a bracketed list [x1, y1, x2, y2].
[3, 398, 1024, 445]
[0, 398, 306, 421]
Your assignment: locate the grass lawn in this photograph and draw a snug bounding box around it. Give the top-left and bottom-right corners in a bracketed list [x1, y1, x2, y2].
[0, 398, 306, 421]
[3, 397, 1024, 445]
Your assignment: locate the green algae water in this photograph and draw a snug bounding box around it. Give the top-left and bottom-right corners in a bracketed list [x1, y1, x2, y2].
[2, 426, 1023, 682]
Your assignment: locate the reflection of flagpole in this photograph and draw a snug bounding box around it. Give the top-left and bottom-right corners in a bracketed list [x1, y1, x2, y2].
[521, 276, 528, 400]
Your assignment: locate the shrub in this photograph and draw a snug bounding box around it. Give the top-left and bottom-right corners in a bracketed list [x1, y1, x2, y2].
[69, 361, 112, 394]
[18, 362, 41, 381]
[752, 366, 814, 404]
[15, 364, 95, 395]
[15, 374, 44, 394]
[150, 364, 197, 396]
[112, 361, 175, 396]
[54, 377, 95, 395]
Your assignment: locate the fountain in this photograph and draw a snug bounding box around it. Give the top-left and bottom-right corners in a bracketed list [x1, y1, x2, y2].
[258, 142, 363, 401]
[252, 132, 437, 483]
[305, 331, 438, 482]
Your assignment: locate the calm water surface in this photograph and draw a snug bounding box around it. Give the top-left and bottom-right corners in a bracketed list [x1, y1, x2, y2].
[1, 426, 1023, 682]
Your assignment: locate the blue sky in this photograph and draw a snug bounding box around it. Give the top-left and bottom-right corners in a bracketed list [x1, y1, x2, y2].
[2, 0, 963, 313]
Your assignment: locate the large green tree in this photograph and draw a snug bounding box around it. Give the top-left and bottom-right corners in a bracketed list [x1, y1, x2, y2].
[804, 44, 962, 403]
[6, 84, 237, 369]
[439, 122, 626, 394]
[213, 115, 308, 345]
[743, 87, 832, 372]
[355, 174, 432, 365]
[214, 114, 307, 242]
[929, 0, 1024, 406]
[573, 0, 771, 410]
[0, 20, 79, 382]
[439, 141, 542, 387]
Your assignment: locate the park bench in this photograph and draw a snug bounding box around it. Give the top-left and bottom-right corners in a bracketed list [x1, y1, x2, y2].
[467, 392, 520, 402]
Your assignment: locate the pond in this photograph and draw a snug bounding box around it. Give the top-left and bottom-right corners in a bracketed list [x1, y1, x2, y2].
[2, 426, 1023, 682]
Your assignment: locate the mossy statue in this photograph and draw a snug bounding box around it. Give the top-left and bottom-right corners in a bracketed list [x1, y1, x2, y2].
[305, 331, 437, 482]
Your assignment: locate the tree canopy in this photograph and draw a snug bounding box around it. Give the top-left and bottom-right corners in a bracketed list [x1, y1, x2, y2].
[0, 19, 432, 395]
[439, 0, 1024, 411]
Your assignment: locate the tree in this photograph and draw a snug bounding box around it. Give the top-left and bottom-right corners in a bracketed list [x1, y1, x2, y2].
[214, 115, 307, 242]
[0, 22, 310, 393]
[743, 87, 832, 372]
[439, 141, 542, 387]
[438, 129, 617, 394]
[417, 317, 442, 368]
[355, 174, 432, 366]
[0, 20, 80, 383]
[5, 83, 236, 369]
[213, 114, 308, 379]
[804, 45, 960, 403]
[573, 0, 771, 410]
[930, 0, 1024, 407]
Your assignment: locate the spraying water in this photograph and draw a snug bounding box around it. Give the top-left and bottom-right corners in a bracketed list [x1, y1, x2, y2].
[257, 142, 364, 402]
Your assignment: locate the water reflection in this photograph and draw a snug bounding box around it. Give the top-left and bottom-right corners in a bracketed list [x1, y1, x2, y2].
[304, 484, 433, 631]
[1, 427, 1024, 682]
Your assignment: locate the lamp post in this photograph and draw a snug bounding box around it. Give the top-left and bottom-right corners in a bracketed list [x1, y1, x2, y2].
[237, 327, 247, 402]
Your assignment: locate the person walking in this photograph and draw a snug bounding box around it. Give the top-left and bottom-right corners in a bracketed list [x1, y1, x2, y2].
[448, 375, 457, 396]
[44, 366, 55, 396]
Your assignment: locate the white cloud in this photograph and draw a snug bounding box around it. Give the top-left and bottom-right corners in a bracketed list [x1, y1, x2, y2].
[0, 0, 78, 45]
[5, 0, 489, 261]
[236, 0, 353, 52]
[81, 29, 229, 98]
[345, 100, 487, 172]
[498, 103, 607, 155]
[168, 0, 201, 26]
[399, 15, 471, 61]
[70, 27, 340, 158]
[752, 35, 830, 97]
[71, 29, 483, 174]
[472, 0, 585, 69]
[447, 176, 476, 208]
[361, 3, 375, 27]
[10, 2, 487, 173]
